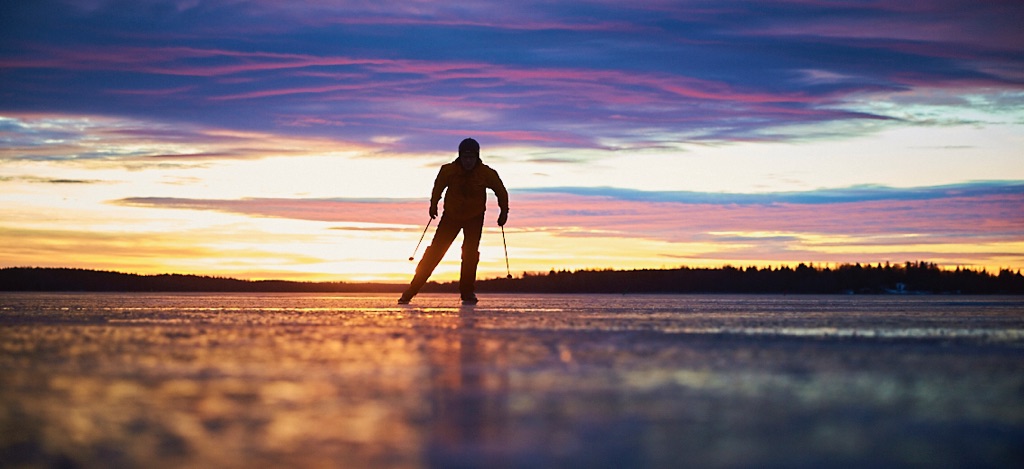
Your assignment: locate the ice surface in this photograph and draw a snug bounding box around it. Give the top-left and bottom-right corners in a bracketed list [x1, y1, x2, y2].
[2, 293, 1023, 467]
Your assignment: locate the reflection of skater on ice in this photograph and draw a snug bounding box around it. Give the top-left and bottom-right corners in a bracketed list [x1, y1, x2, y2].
[399, 138, 509, 306]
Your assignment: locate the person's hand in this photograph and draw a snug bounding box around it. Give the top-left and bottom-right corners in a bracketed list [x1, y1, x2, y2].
[497, 209, 508, 227]
[429, 205, 438, 219]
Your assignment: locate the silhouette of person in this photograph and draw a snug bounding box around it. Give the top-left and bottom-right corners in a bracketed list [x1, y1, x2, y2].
[399, 138, 509, 305]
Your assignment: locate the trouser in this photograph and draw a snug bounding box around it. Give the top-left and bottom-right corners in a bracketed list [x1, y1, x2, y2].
[404, 213, 484, 298]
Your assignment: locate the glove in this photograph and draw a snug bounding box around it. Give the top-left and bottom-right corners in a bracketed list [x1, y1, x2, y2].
[429, 204, 438, 219]
[497, 209, 508, 227]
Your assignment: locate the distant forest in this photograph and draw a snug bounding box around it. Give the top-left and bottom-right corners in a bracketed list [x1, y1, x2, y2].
[0, 267, 399, 293]
[474, 262, 1024, 294]
[2, 263, 1023, 294]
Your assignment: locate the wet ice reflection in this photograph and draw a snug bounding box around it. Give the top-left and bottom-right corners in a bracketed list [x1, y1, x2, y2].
[1, 293, 1023, 467]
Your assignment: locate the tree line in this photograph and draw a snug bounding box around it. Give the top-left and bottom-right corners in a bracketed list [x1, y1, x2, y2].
[0, 267, 399, 293]
[465, 262, 1024, 294]
[3, 262, 1022, 294]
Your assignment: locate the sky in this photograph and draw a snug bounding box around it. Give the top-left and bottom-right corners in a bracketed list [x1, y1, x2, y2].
[1, 0, 1023, 282]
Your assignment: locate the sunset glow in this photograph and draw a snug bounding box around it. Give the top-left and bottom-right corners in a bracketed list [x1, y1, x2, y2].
[2, 1, 1022, 281]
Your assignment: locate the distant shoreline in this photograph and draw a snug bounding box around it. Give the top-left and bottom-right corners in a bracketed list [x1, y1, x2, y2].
[3, 264, 1023, 294]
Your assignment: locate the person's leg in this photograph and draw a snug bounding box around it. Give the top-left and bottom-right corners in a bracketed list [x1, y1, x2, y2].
[402, 215, 460, 301]
[458, 214, 485, 300]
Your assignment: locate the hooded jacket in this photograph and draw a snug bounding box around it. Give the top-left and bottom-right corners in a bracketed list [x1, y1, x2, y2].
[431, 159, 509, 221]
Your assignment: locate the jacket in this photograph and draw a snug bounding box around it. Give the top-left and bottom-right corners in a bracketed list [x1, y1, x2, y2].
[431, 160, 509, 221]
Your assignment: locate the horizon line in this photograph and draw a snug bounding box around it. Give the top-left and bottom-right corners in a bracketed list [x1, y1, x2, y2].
[3, 260, 1019, 285]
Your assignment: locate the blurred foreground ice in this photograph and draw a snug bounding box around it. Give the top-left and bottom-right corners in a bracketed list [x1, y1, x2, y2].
[1, 293, 1022, 468]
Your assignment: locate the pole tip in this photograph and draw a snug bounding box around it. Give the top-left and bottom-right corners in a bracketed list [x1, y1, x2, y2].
[408, 257, 414, 261]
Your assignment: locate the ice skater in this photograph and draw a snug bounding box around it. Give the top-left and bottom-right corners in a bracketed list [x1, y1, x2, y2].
[399, 138, 509, 305]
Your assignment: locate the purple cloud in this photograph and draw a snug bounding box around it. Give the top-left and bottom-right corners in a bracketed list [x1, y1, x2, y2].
[1, 0, 1021, 153]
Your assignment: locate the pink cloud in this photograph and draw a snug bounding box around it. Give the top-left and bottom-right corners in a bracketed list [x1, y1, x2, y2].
[111, 186, 1024, 269]
[116, 189, 1024, 243]
[1, 45, 389, 77]
[4, 43, 823, 109]
[105, 86, 197, 96]
[433, 128, 594, 146]
[511, 192, 1024, 241]
[116, 197, 428, 225]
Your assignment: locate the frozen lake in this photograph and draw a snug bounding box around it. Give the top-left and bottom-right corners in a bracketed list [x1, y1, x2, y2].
[2, 293, 1023, 468]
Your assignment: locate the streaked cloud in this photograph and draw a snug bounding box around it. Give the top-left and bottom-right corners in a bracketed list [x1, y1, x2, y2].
[0, 175, 106, 184]
[111, 182, 1024, 270]
[522, 181, 1024, 205]
[115, 197, 427, 225]
[0, 114, 371, 164]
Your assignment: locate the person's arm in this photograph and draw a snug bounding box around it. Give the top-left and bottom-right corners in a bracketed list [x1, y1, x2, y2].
[429, 165, 449, 218]
[489, 170, 509, 225]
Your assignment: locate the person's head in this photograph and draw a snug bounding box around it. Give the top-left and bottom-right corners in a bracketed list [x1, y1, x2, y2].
[458, 138, 480, 170]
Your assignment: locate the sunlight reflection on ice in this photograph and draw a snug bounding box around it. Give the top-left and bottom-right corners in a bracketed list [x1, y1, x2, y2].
[1, 293, 1022, 468]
